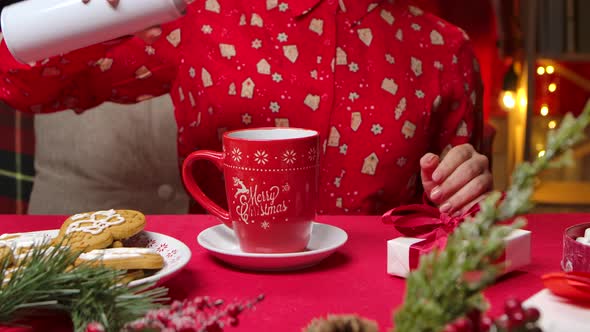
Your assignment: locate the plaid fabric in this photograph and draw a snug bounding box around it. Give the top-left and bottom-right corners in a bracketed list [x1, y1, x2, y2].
[0, 102, 35, 214]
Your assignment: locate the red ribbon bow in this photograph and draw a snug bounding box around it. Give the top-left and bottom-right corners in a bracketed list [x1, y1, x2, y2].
[382, 203, 480, 251]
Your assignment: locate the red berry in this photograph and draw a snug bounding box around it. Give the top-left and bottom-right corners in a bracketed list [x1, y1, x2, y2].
[508, 309, 525, 327]
[156, 311, 171, 325]
[455, 317, 473, 331]
[85, 322, 105, 332]
[524, 307, 541, 322]
[480, 316, 493, 331]
[205, 322, 223, 332]
[504, 298, 522, 313]
[442, 324, 459, 332]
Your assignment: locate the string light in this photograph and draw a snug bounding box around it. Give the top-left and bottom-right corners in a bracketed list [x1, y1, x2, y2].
[538, 150, 546, 158]
[501, 91, 516, 109]
[537, 66, 545, 75]
[540, 105, 549, 116]
[548, 83, 557, 92]
[548, 120, 557, 129]
[546, 65, 555, 74]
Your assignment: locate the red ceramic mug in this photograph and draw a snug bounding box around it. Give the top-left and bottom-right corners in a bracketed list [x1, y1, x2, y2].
[182, 128, 320, 253]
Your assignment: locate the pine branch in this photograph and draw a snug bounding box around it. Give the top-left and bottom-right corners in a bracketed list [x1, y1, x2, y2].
[0, 244, 168, 332]
[393, 100, 590, 332]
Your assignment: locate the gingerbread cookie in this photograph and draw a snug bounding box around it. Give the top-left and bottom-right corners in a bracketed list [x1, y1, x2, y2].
[75, 247, 164, 270]
[118, 270, 145, 284]
[54, 209, 146, 251]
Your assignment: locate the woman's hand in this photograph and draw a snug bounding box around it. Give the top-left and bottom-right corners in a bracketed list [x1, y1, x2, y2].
[81, 0, 164, 43]
[420, 144, 492, 216]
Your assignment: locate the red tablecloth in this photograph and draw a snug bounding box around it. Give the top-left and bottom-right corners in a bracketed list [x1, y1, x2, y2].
[0, 213, 586, 332]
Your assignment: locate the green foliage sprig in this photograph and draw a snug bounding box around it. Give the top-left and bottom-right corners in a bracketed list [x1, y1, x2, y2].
[394, 100, 590, 332]
[0, 243, 168, 332]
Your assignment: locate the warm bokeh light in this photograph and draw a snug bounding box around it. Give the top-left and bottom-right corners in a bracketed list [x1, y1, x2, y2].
[538, 150, 546, 158]
[546, 65, 555, 74]
[519, 98, 527, 108]
[501, 91, 516, 110]
[540, 105, 549, 116]
[548, 83, 557, 92]
[548, 120, 557, 129]
[537, 66, 545, 75]
[536, 143, 544, 151]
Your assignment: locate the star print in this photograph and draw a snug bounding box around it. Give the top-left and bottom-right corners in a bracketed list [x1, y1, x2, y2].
[385, 54, 395, 64]
[349, 92, 360, 101]
[145, 46, 155, 55]
[188, 67, 196, 78]
[242, 113, 252, 125]
[261, 221, 270, 229]
[277, 32, 288, 42]
[415, 90, 425, 99]
[278, 3, 289, 12]
[371, 124, 383, 135]
[411, 23, 421, 31]
[434, 61, 444, 70]
[348, 62, 359, 72]
[201, 25, 212, 34]
[310, 70, 318, 79]
[269, 101, 280, 113]
[339, 144, 348, 155]
[334, 177, 342, 188]
[252, 39, 262, 49]
[272, 73, 283, 82]
[452, 55, 458, 64]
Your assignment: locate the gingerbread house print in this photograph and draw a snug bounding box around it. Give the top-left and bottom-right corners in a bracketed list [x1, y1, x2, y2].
[351, 112, 362, 131]
[256, 59, 271, 75]
[241, 78, 255, 99]
[361, 152, 379, 175]
[328, 126, 341, 147]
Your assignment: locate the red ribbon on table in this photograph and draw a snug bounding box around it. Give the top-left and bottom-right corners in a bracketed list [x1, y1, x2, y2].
[382, 203, 481, 267]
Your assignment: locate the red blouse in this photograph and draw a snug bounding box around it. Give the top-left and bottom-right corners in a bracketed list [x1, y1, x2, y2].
[0, 0, 482, 215]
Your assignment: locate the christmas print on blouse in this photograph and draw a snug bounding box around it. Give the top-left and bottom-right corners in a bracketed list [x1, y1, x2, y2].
[0, 0, 483, 215]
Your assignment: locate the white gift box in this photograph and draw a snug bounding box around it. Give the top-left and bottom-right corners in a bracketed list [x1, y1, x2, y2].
[387, 229, 531, 278]
[524, 289, 590, 332]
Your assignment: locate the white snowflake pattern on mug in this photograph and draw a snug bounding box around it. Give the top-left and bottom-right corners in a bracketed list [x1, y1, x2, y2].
[230, 148, 243, 162]
[282, 150, 297, 164]
[253, 150, 269, 165]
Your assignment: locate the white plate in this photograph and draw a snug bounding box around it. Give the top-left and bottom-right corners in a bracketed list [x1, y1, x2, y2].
[5, 230, 191, 287]
[197, 222, 348, 271]
[122, 231, 192, 287]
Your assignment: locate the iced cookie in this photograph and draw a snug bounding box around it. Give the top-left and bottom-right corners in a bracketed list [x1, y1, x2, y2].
[54, 210, 146, 251]
[75, 247, 164, 270]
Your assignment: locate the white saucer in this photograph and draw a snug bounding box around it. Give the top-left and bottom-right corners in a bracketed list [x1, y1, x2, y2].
[197, 222, 348, 271]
